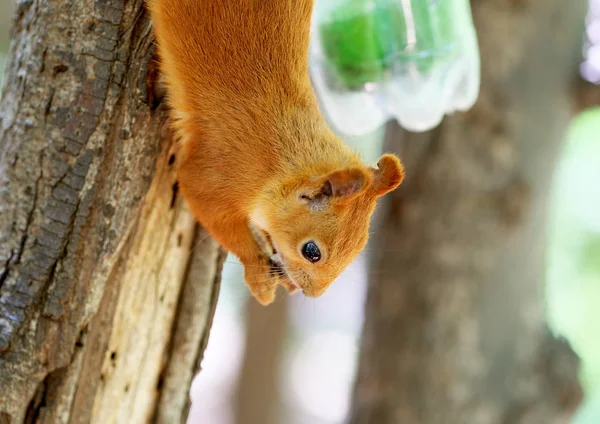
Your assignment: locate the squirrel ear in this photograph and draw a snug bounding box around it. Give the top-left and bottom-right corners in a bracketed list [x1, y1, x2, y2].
[320, 168, 370, 200]
[370, 154, 405, 197]
[300, 168, 370, 205]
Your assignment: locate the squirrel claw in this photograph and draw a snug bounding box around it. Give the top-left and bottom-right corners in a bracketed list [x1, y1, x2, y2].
[279, 278, 299, 294]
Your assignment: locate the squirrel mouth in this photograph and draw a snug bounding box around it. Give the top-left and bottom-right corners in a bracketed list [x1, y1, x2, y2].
[265, 237, 287, 276]
[249, 222, 301, 290]
[264, 236, 302, 291]
[257, 229, 288, 277]
[269, 258, 286, 277]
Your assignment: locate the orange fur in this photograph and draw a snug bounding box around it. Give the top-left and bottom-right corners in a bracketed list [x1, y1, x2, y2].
[148, 0, 405, 305]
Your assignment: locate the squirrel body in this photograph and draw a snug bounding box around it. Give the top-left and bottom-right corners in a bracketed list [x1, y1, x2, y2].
[149, 0, 404, 305]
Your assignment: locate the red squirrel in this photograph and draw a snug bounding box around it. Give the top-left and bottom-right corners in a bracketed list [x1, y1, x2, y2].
[148, 0, 405, 305]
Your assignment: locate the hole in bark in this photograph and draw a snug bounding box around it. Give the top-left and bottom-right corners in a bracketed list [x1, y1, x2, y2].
[170, 182, 179, 209]
[168, 154, 175, 165]
[84, 18, 97, 32]
[146, 56, 164, 110]
[110, 351, 117, 361]
[124, 384, 130, 393]
[53, 64, 69, 75]
[25, 379, 47, 423]
[25, 366, 68, 423]
[177, 233, 183, 247]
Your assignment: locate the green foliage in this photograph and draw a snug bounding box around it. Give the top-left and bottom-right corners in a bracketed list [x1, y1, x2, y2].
[546, 108, 600, 422]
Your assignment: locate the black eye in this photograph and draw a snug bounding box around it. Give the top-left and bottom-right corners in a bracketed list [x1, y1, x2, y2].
[302, 241, 321, 263]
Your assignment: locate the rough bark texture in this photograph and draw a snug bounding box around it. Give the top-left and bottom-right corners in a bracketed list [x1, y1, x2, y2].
[153, 230, 226, 424]
[0, 1, 221, 422]
[350, 1, 588, 423]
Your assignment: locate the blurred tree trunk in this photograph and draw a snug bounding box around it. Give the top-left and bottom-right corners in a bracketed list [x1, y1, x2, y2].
[574, 78, 600, 113]
[235, 293, 289, 424]
[350, 1, 588, 423]
[0, 1, 223, 423]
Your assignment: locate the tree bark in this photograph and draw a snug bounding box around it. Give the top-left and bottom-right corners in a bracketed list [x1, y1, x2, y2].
[350, 1, 587, 423]
[0, 1, 222, 423]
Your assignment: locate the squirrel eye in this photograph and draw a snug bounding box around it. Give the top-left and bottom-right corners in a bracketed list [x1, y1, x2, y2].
[301, 241, 321, 263]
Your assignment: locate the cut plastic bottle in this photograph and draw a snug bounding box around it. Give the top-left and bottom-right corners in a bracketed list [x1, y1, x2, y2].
[309, 0, 481, 135]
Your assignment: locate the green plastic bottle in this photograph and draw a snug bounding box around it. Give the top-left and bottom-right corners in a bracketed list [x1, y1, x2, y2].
[310, 0, 480, 134]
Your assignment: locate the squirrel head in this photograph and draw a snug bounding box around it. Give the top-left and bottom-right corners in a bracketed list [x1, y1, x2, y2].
[250, 154, 404, 298]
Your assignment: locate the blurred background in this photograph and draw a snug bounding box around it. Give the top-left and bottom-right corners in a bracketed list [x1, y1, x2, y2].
[1, 1, 599, 423]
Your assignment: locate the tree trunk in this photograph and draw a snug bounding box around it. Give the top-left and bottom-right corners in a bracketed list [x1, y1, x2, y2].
[235, 293, 289, 424]
[0, 1, 223, 423]
[350, 1, 587, 423]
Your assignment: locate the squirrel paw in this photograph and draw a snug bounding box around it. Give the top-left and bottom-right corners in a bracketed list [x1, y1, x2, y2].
[249, 284, 276, 306]
[244, 256, 278, 306]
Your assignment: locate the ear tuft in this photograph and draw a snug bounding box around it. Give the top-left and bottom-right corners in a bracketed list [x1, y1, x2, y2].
[371, 154, 405, 196]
